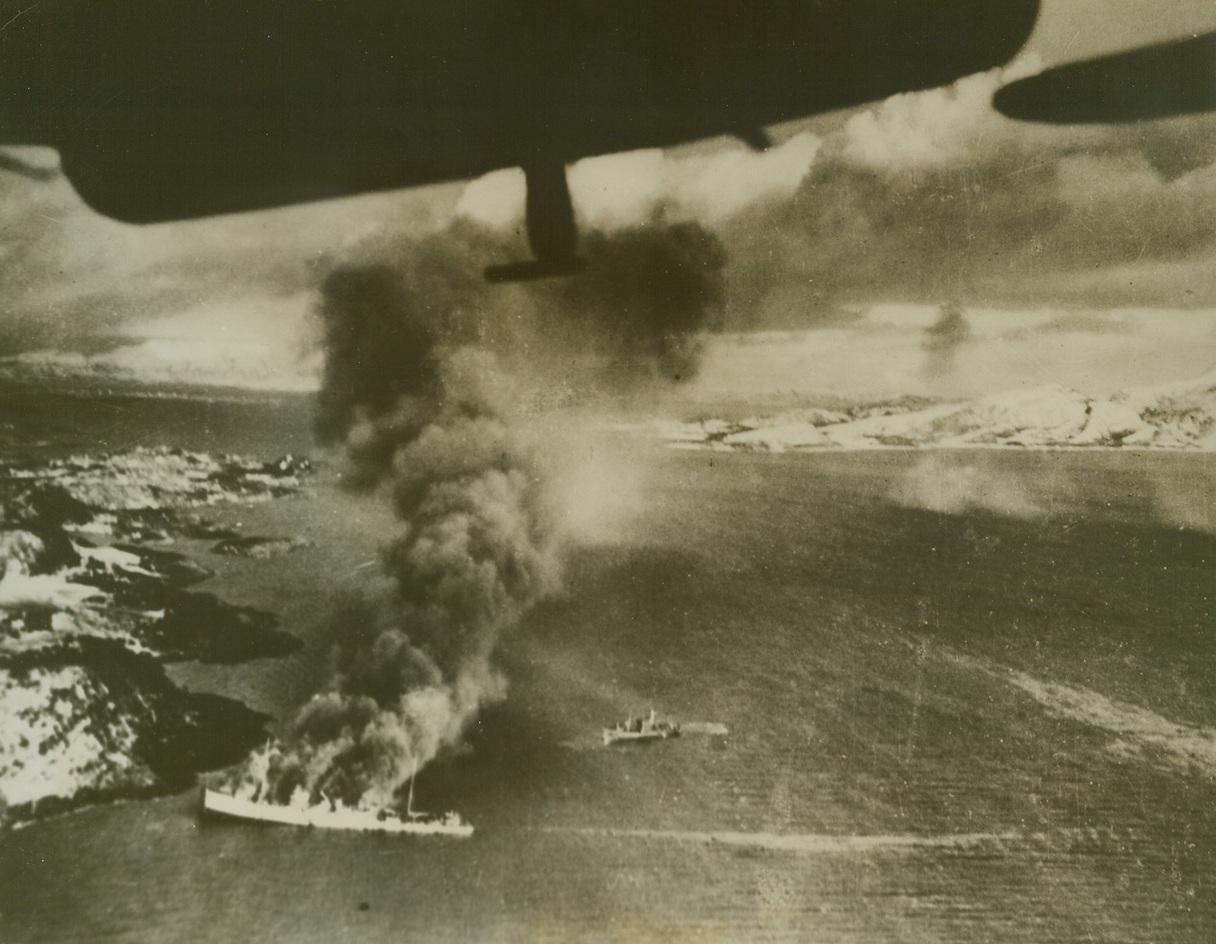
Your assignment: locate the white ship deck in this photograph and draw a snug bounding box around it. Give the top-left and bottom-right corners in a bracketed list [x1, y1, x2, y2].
[201, 790, 473, 837]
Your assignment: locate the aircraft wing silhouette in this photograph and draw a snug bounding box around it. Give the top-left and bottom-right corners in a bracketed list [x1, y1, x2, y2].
[994, 32, 1216, 124]
[1, 1, 1039, 279]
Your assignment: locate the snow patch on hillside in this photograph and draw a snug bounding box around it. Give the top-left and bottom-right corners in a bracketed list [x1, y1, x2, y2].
[649, 371, 1216, 452]
[0, 664, 152, 808]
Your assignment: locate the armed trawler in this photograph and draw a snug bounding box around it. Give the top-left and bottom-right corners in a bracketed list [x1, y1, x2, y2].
[603, 709, 681, 746]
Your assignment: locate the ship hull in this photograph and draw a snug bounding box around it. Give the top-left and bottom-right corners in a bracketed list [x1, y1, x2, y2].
[602, 728, 680, 746]
[200, 789, 473, 837]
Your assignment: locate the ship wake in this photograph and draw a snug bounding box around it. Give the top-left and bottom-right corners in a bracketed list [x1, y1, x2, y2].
[539, 827, 1022, 855]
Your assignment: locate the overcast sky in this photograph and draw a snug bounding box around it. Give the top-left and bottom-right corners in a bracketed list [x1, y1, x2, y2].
[0, 0, 1213, 396]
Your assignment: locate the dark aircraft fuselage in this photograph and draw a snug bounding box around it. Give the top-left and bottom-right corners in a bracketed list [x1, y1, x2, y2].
[0, 1, 1039, 222]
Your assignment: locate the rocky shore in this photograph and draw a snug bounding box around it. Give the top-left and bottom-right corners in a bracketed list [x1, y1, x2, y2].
[0, 447, 311, 824]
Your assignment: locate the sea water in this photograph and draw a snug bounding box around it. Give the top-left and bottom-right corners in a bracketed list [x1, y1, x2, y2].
[1, 389, 1213, 943]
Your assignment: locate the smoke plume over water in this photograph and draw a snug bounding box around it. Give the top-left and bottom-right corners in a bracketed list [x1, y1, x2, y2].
[226, 219, 724, 811]
[892, 453, 1042, 520]
[922, 302, 972, 378]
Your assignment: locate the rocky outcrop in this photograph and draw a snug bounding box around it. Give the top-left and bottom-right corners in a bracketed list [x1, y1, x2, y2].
[0, 448, 310, 824]
[1, 641, 267, 817]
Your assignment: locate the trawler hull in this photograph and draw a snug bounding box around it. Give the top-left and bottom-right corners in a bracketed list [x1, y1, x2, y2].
[602, 728, 681, 746]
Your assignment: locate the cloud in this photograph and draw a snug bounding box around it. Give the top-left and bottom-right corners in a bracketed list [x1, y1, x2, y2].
[0, 158, 455, 355]
[457, 132, 821, 231]
[839, 56, 1043, 172]
[723, 58, 1216, 315]
[0, 293, 321, 389]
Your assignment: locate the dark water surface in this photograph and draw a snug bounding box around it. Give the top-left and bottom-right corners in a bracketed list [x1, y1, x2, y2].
[2, 391, 1214, 942]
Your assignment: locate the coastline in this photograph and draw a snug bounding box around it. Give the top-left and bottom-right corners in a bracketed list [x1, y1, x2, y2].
[0, 442, 311, 826]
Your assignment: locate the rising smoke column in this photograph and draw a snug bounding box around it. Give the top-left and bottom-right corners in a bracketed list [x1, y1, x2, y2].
[922, 301, 972, 377]
[554, 221, 727, 387]
[228, 218, 724, 811]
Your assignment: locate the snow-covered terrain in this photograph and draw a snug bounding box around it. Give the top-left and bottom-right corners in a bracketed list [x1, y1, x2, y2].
[3, 446, 311, 515]
[1, 660, 155, 809]
[646, 371, 1216, 453]
[0, 449, 309, 823]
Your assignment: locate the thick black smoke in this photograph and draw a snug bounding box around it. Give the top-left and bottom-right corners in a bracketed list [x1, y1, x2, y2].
[226, 218, 724, 811]
[314, 218, 726, 423]
[556, 222, 727, 385]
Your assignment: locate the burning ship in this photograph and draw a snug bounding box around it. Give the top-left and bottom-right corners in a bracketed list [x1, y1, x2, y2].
[200, 764, 473, 837]
[603, 709, 681, 746]
[200, 789, 472, 836]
